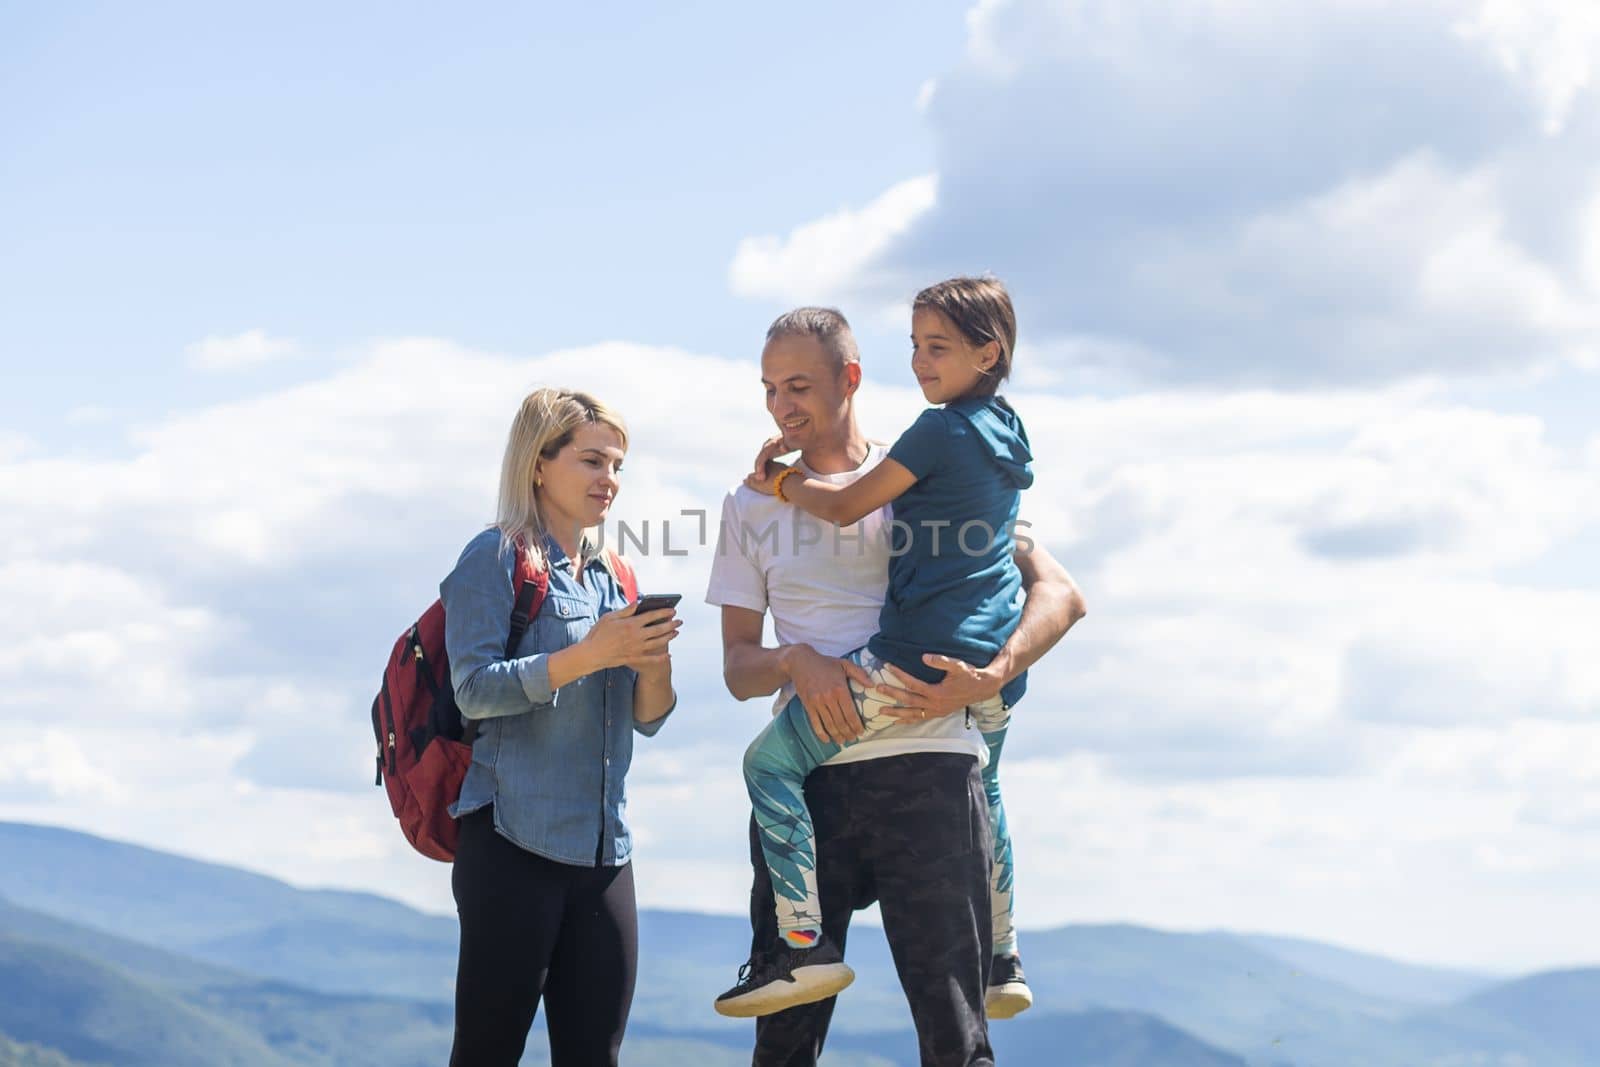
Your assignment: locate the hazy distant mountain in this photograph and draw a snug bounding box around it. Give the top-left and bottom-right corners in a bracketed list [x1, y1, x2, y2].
[186, 915, 459, 1002]
[992, 922, 1413, 1062]
[1409, 968, 1600, 1066]
[1234, 931, 1497, 1005]
[2, 820, 1594, 1067]
[837, 1010, 1248, 1066]
[0, 822, 456, 998]
[1449, 967, 1600, 1042]
[0, 907, 800, 1067]
[0, 910, 1228, 1067]
[0, 896, 244, 994]
[0, 875, 1232, 1067]
[0, 933, 297, 1067]
[0, 818, 470, 1009]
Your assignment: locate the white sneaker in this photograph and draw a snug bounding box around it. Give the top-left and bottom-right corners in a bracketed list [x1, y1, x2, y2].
[986, 952, 1033, 1020]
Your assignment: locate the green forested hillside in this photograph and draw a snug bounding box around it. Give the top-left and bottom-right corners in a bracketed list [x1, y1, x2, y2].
[0, 935, 295, 1067]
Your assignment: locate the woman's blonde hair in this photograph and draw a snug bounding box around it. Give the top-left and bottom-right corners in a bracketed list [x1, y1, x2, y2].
[495, 387, 628, 571]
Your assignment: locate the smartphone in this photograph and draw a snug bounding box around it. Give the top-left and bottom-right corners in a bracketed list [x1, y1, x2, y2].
[634, 593, 682, 623]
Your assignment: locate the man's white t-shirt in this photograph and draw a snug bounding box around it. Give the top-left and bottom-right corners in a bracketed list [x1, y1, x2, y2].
[705, 444, 986, 767]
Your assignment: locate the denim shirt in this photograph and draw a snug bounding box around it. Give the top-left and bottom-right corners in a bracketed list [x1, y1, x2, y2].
[442, 528, 670, 867]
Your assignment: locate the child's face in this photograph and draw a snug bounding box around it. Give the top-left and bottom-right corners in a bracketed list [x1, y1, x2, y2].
[910, 307, 996, 405]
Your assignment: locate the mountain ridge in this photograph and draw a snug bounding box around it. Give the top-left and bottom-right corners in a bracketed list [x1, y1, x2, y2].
[2, 819, 1593, 1067]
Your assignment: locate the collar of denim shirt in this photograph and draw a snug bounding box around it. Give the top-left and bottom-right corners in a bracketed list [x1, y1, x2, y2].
[539, 530, 609, 583]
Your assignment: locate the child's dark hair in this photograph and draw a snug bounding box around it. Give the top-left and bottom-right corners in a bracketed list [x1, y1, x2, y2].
[912, 276, 1016, 396]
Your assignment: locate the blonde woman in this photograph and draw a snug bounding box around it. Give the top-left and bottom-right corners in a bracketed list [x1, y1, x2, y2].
[443, 388, 679, 1067]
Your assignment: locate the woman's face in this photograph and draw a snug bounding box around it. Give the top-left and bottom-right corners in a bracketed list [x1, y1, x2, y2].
[910, 307, 995, 405]
[535, 422, 625, 541]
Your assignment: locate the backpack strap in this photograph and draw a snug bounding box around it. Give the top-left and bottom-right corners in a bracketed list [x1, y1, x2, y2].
[507, 549, 549, 656]
[463, 543, 550, 748]
[606, 548, 639, 604]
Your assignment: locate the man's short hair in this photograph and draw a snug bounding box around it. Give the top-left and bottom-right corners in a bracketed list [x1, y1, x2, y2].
[765, 307, 860, 374]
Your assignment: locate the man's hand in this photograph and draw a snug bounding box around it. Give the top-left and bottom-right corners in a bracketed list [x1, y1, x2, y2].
[875, 654, 1004, 723]
[783, 644, 872, 744]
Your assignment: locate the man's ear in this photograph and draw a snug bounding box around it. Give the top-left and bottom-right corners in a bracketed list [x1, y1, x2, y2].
[842, 361, 863, 395]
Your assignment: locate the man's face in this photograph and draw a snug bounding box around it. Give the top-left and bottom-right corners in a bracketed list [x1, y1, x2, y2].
[760, 334, 853, 452]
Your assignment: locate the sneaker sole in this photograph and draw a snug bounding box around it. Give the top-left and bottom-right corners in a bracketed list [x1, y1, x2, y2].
[713, 962, 856, 1018]
[985, 982, 1033, 1020]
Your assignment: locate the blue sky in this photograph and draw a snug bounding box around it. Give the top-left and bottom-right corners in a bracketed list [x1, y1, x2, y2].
[4, 0, 1599, 974]
[2, 0, 966, 441]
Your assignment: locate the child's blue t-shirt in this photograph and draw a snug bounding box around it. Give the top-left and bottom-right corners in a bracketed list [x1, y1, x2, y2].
[868, 394, 1034, 707]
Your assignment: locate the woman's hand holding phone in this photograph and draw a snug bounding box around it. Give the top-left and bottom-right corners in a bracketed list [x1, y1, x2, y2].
[582, 595, 682, 672]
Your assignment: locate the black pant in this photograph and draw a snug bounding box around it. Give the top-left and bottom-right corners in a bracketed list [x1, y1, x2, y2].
[749, 753, 994, 1067]
[450, 806, 638, 1067]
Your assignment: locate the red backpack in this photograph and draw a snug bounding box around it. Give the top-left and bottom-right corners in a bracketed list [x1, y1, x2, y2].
[372, 543, 638, 862]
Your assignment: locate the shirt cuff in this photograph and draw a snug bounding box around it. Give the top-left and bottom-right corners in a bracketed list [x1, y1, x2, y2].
[633, 693, 676, 737]
[516, 653, 555, 707]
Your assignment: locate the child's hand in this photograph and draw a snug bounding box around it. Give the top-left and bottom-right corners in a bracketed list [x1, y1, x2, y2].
[751, 434, 794, 479]
[744, 460, 793, 497]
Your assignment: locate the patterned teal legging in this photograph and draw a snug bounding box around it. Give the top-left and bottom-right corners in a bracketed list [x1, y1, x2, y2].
[742, 646, 1019, 956]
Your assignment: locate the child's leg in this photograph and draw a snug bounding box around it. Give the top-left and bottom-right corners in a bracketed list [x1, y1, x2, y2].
[970, 696, 1017, 957]
[741, 697, 840, 944]
[741, 650, 901, 946]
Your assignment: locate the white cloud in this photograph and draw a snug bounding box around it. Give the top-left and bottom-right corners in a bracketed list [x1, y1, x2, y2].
[728, 175, 938, 307]
[1000, 747, 1600, 971]
[185, 328, 299, 371]
[0, 432, 33, 462]
[65, 405, 113, 426]
[5, 334, 1600, 970]
[1339, 584, 1600, 727]
[0, 732, 123, 803]
[0, 336, 781, 797]
[1458, 0, 1600, 134]
[0, 559, 225, 724]
[739, 0, 1600, 386]
[992, 383, 1600, 791]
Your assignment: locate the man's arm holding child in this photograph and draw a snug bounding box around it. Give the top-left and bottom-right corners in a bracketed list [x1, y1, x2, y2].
[878, 539, 1085, 719]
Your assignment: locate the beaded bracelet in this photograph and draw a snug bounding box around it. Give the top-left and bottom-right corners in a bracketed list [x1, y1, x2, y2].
[773, 467, 802, 502]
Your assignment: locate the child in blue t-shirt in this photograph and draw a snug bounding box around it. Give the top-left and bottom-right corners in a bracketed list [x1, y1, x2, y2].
[714, 277, 1036, 1022]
